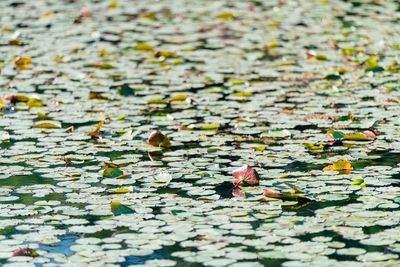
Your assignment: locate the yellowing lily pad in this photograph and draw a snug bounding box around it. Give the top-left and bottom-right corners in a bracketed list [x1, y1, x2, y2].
[27, 98, 45, 107]
[343, 133, 373, 141]
[34, 121, 62, 129]
[323, 159, 352, 172]
[171, 94, 188, 102]
[234, 91, 252, 97]
[135, 42, 154, 51]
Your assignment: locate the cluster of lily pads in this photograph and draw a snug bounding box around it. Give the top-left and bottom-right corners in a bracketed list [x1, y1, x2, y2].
[1, 0, 400, 266]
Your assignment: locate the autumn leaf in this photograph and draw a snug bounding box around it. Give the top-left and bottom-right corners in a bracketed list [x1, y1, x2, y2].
[89, 120, 105, 140]
[13, 247, 38, 257]
[147, 130, 171, 147]
[232, 165, 260, 187]
[323, 159, 352, 173]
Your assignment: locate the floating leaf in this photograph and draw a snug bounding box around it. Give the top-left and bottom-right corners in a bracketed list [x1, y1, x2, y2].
[323, 159, 352, 172]
[263, 188, 314, 201]
[171, 94, 188, 102]
[154, 172, 172, 185]
[90, 63, 115, 69]
[107, 0, 118, 8]
[232, 188, 246, 198]
[111, 201, 135, 216]
[327, 130, 345, 140]
[103, 167, 124, 178]
[89, 92, 109, 100]
[352, 178, 366, 187]
[4, 94, 30, 103]
[253, 145, 266, 152]
[117, 84, 135, 96]
[216, 12, 235, 20]
[187, 124, 219, 131]
[234, 91, 252, 97]
[135, 42, 154, 51]
[15, 57, 32, 69]
[13, 247, 38, 257]
[147, 98, 168, 104]
[154, 51, 176, 58]
[147, 130, 171, 147]
[142, 13, 157, 21]
[108, 188, 132, 194]
[232, 165, 260, 187]
[34, 121, 62, 129]
[27, 98, 45, 107]
[80, 7, 91, 17]
[305, 143, 324, 152]
[325, 74, 341, 80]
[343, 133, 372, 141]
[362, 130, 377, 140]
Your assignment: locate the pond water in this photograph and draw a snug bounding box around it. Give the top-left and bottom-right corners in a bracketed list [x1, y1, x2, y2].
[1, 0, 400, 266]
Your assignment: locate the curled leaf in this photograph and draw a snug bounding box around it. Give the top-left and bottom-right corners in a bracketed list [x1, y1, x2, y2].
[232, 165, 260, 187]
[89, 120, 104, 140]
[111, 201, 135, 216]
[232, 188, 246, 198]
[147, 130, 171, 147]
[263, 188, 314, 201]
[263, 188, 284, 199]
[352, 178, 366, 187]
[13, 247, 38, 257]
[327, 130, 345, 141]
[323, 159, 352, 173]
[362, 130, 376, 140]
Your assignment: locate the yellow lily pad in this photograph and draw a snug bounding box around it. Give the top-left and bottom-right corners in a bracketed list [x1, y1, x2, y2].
[135, 42, 154, 51]
[342, 133, 372, 141]
[27, 98, 45, 107]
[323, 159, 352, 172]
[234, 91, 252, 97]
[171, 94, 188, 102]
[34, 121, 62, 129]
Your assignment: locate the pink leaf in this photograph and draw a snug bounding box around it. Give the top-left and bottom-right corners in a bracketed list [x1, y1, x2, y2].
[263, 188, 284, 199]
[232, 165, 260, 187]
[232, 188, 246, 198]
[80, 8, 91, 17]
[362, 130, 376, 140]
